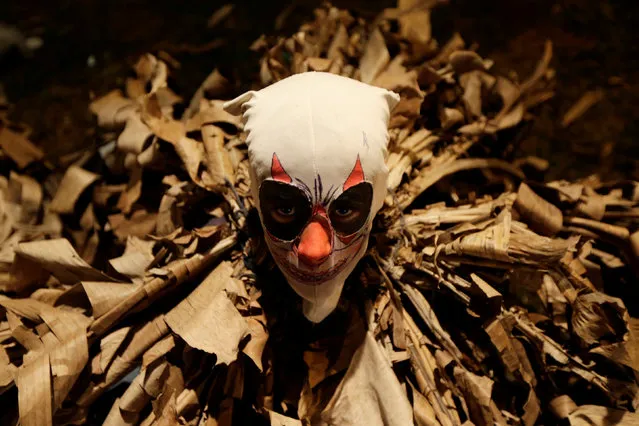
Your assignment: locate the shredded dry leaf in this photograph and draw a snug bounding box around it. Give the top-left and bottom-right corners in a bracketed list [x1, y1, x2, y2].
[0, 2, 637, 426]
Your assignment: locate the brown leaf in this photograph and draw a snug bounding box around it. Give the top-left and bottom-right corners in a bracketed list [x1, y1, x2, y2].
[116, 167, 143, 214]
[449, 51, 487, 75]
[108, 240, 154, 280]
[16, 351, 52, 426]
[164, 261, 248, 364]
[408, 381, 440, 426]
[183, 69, 231, 120]
[49, 330, 89, 411]
[453, 367, 506, 426]
[268, 409, 303, 426]
[549, 395, 578, 419]
[571, 292, 629, 347]
[514, 182, 563, 236]
[440, 107, 464, 129]
[89, 89, 137, 128]
[243, 315, 268, 372]
[561, 89, 604, 128]
[0, 125, 44, 168]
[97, 326, 132, 374]
[567, 405, 639, 426]
[118, 115, 153, 155]
[142, 335, 175, 368]
[79, 316, 169, 407]
[13, 238, 116, 285]
[82, 281, 141, 318]
[397, 0, 433, 48]
[9, 172, 42, 223]
[49, 166, 100, 215]
[318, 331, 414, 426]
[202, 123, 235, 188]
[359, 27, 390, 84]
[108, 210, 157, 241]
[459, 71, 483, 118]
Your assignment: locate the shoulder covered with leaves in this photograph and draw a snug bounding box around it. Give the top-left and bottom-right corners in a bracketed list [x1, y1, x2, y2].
[1, 1, 638, 426]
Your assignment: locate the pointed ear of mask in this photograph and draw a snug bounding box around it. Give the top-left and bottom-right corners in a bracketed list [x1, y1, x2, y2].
[383, 89, 401, 115]
[222, 90, 257, 117]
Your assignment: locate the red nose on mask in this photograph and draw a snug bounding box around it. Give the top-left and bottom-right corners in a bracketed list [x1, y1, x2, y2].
[297, 221, 332, 266]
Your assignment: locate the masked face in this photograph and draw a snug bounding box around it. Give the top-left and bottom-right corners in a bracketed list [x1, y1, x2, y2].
[224, 72, 399, 322]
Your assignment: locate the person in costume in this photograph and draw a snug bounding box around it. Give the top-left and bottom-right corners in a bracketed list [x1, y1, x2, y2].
[224, 71, 399, 323]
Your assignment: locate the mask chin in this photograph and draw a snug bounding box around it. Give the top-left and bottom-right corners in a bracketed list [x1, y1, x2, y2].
[302, 286, 343, 323]
[267, 232, 369, 323]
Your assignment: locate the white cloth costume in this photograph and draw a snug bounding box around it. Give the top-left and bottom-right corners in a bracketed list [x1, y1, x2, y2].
[224, 72, 399, 322]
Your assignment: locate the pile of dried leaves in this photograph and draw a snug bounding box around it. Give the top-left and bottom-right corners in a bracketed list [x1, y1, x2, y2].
[1, 2, 638, 425]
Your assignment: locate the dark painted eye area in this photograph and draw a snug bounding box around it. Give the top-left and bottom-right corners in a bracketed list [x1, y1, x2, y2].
[259, 180, 312, 241]
[329, 182, 373, 236]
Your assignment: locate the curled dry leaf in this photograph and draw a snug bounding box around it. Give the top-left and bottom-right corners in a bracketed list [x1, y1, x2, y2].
[243, 315, 268, 372]
[561, 89, 605, 128]
[0, 125, 44, 169]
[118, 115, 153, 155]
[359, 27, 390, 84]
[550, 395, 639, 426]
[449, 50, 487, 75]
[1, 2, 638, 425]
[82, 281, 140, 318]
[571, 292, 629, 347]
[164, 261, 248, 365]
[49, 166, 99, 215]
[514, 182, 563, 236]
[89, 89, 138, 128]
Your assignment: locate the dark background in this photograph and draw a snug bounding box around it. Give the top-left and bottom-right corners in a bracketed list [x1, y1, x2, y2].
[1, 0, 637, 181]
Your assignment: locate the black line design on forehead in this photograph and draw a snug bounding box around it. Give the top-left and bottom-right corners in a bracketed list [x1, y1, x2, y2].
[362, 131, 369, 149]
[313, 174, 323, 206]
[293, 178, 312, 201]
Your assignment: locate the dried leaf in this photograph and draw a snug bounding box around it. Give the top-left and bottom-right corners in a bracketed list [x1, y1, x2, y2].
[202, 124, 235, 188]
[164, 261, 248, 364]
[561, 89, 604, 128]
[396, 0, 434, 59]
[82, 281, 141, 318]
[450, 51, 487, 75]
[97, 326, 132, 374]
[0, 126, 44, 168]
[13, 238, 115, 285]
[268, 410, 303, 426]
[89, 89, 138, 128]
[318, 331, 414, 426]
[567, 405, 639, 426]
[109, 251, 153, 281]
[571, 292, 629, 347]
[453, 367, 505, 426]
[409, 381, 440, 426]
[49, 166, 100, 214]
[243, 315, 268, 372]
[16, 351, 52, 426]
[359, 27, 390, 84]
[118, 115, 153, 155]
[459, 71, 483, 117]
[514, 182, 563, 236]
[9, 172, 42, 223]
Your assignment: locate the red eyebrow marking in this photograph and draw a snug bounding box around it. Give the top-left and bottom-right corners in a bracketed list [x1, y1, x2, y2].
[343, 155, 365, 191]
[271, 153, 292, 183]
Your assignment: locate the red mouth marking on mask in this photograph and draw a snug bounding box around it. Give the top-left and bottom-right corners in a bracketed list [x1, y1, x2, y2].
[278, 255, 352, 283]
[270, 236, 365, 284]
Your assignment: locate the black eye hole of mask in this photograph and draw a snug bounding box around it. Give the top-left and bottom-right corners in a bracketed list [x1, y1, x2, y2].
[328, 182, 373, 236]
[259, 180, 312, 241]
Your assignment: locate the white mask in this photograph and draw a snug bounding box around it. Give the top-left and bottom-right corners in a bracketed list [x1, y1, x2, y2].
[224, 72, 399, 322]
